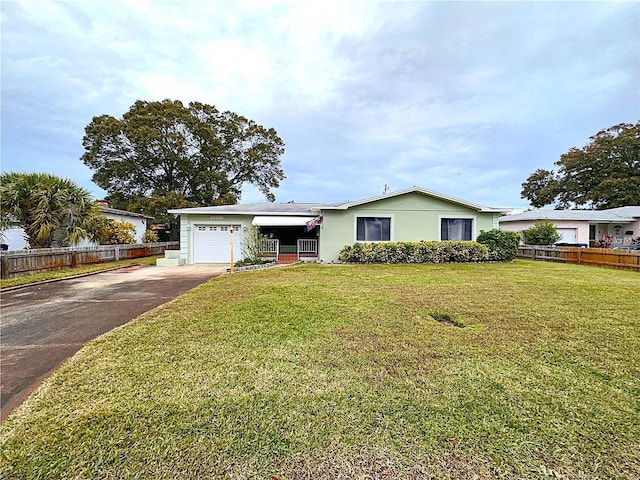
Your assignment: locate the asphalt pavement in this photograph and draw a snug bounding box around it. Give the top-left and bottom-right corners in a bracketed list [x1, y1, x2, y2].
[0, 264, 226, 421]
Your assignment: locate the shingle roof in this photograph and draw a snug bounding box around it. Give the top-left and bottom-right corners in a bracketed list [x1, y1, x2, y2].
[499, 206, 640, 223]
[322, 186, 508, 213]
[168, 186, 508, 215]
[99, 206, 153, 219]
[604, 206, 640, 218]
[168, 202, 323, 215]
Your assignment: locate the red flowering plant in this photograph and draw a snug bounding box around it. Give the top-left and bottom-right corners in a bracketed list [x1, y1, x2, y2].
[594, 234, 614, 248]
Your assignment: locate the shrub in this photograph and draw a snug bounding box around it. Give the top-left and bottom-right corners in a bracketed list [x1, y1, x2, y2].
[523, 220, 561, 245]
[234, 258, 275, 267]
[477, 229, 521, 261]
[240, 227, 272, 264]
[338, 241, 488, 264]
[142, 229, 159, 243]
[594, 234, 614, 248]
[96, 220, 136, 245]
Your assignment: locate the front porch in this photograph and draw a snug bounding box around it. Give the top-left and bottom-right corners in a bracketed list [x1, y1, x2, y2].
[260, 237, 319, 264]
[591, 222, 638, 247]
[252, 217, 320, 264]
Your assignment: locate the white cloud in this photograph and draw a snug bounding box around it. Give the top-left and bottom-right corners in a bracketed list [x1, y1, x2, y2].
[1, 1, 638, 209]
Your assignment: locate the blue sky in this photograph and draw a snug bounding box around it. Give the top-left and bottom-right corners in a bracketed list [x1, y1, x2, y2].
[2, 1, 638, 209]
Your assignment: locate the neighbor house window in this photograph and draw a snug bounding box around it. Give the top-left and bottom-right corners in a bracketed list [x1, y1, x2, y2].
[441, 218, 473, 241]
[356, 217, 391, 241]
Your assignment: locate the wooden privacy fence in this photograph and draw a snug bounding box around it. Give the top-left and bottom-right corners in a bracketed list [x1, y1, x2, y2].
[0, 242, 179, 279]
[518, 246, 640, 271]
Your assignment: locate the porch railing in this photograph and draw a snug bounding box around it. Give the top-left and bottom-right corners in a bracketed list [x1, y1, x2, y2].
[260, 239, 279, 258]
[258, 238, 318, 261]
[297, 239, 318, 260]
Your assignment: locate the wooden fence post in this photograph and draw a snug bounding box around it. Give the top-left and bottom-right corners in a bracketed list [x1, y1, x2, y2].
[1, 256, 8, 279]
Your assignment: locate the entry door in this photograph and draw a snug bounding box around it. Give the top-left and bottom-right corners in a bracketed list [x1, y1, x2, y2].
[193, 225, 242, 263]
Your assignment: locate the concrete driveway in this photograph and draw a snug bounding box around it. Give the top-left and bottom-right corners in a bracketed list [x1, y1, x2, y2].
[0, 264, 227, 421]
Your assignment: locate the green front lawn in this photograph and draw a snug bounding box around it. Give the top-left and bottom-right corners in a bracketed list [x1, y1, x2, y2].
[2, 261, 639, 479]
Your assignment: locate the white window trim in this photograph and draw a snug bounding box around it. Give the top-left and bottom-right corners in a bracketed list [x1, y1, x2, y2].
[353, 214, 394, 243]
[438, 215, 477, 241]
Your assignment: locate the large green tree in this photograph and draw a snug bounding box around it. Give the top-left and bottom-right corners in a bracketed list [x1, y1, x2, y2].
[521, 121, 640, 209]
[0, 172, 102, 248]
[81, 100, 286, 217]
[105, 191, 197, 227]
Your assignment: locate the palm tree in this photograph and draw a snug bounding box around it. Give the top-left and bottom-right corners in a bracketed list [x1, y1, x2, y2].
[0, 172, 102, 248]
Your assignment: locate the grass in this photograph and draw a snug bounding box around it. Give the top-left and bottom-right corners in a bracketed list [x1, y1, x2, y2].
[1, 261, 638, 479]
[0, 256, 160, 289]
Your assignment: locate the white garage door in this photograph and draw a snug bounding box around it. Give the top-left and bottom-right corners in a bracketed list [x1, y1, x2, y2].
[194, 225, 242, 263]
[556, 228, 577, 243]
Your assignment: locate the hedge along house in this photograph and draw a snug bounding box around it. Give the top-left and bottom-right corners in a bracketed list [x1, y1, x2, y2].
[498, 206, 640, 247]
[168, 186, 508, 264]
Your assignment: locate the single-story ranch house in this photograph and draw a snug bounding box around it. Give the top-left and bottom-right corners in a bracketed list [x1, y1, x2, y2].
[499, 206, 640, 247]
[168, 186, 509, 264]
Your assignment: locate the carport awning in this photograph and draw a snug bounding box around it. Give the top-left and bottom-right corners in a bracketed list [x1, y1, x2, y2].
[252, 216, 315, 227]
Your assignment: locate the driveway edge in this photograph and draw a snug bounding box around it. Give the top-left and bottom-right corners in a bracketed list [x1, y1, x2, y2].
[0, 264, 152, 292]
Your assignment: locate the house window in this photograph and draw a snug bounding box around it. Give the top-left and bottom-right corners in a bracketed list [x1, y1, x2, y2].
[441, 218, 473, 241]
[356, 217, 391, 241]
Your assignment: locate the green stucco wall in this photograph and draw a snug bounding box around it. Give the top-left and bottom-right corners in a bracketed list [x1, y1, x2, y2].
[318, 192, 499, 262]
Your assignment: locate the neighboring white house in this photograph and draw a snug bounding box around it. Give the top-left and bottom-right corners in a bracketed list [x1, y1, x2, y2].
[97, 206, 153, 244]
[499, 206, 640, 247]
[0, 206, 153, 251]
